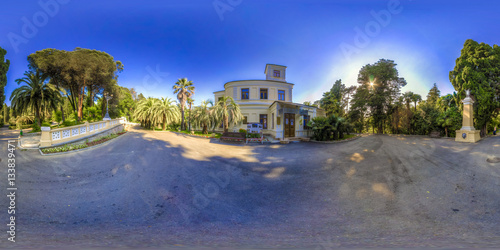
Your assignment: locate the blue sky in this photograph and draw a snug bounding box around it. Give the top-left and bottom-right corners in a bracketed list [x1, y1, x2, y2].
[1, 0, 499, 106]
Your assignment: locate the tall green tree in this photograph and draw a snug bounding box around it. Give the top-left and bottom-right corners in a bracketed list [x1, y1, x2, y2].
[187, 97, 194, 131]
[10, 70, 62, 127]
[173, 78, 195, 130]
[3, 104, 9, 124]
[116, 86, 136, 121]
[214, 96, 243, 133]
[450, 39, 500, 135]
[28, 48, 123, 122]
[411, 94, 422, 111]
[354, 59, 407, 133]
[320, 79, 345, 116]
[437, 107, 462, 137]
[134, 97, 158, 129]
[193, 99, 215, 134]
[426, 83, 441, 106]
[0, 47, 10, 107]
[153, 97, 179, 131]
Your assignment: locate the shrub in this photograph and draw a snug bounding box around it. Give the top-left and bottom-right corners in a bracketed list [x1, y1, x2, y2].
[246, 133, 261, 138]
[310, 114, 352, 141]
[53, 110, 62, 124]
[31, 122, 41, 133]
[239, 128, 247, 134]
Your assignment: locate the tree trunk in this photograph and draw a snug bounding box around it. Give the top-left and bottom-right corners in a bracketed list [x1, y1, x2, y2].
[162, 114, 166, 130]
[35, 105, 41, 128]
[481, 124, 487, 137]
[77, 85, 84, 122]
[445, 127, 448, 137]
[224, 115, 229, 133]
[60, 106, 65, 123]
[180, 104, 185, 131]
[202, 124, 208, 134]
[188, 106, 191, 131]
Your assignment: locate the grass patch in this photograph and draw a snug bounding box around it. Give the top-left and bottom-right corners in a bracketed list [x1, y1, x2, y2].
[177, 130, 222, 139]
[41, 130, 127, 154]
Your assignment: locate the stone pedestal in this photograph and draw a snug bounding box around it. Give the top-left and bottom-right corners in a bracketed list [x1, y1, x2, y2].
[40, 127, 52, 147]
[455, 129, 481, 143]
[456, 90, 481, 143]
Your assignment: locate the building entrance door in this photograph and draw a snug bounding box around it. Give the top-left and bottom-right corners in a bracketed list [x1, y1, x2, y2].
[284, 113, 295, 138]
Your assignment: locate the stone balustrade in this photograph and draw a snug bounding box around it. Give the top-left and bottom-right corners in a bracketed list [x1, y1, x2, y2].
[40, 118, 123, 147]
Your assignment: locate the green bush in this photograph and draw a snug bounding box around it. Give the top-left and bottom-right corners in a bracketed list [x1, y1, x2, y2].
[53, 110, 62, 124]
[246, 133, 261, 138]
[31, 123, 41, 132]
[239, 129, 247, 134]
[309, 114, 352, 141]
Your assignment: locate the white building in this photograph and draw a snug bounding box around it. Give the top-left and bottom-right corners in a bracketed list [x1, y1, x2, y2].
[214, 64, 325, 139]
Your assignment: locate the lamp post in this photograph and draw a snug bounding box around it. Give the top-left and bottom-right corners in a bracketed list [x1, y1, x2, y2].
[103, 95, 113, 120]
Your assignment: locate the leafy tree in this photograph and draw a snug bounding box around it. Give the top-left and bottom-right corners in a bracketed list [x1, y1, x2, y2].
[388, 97, 404, 134]
[3, 104, 9, 124]
[0, 47, 10, 106]
[153, 97, 179, 131]
[10, 70, 62, 127]
[193, 99, 215, 134]
[437, 93, 457, 112]
[354, 59, 407, 133]
[173, 78, 195, 130]
[303, 101, 318, 107]
[53, 110, 62, 125]
[137, 93, 146, 102]
[426, 83, 441, 106]
[213, 95, 243, 133]
[116, 86, 136, 121]
[411, 94, 422, 111]
[187, 97, 194, 131]
[308, 114, 352, 141]
[449, 39, 500, 136]
[134, 97, 158, 129]
[319, 80, 356, 116]
[28, 48, 123, 122]
[320, 79, 345, 116]
[437, 106, 462, 137]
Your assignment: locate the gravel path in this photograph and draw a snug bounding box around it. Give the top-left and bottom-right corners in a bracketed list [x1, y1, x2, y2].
[1, 126, 499, 249]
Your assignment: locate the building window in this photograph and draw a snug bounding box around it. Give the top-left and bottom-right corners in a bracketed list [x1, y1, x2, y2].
[241, 88, 249, 99]
[273, 70, 280, 77]
[260, 88, 268, 99]
[243, 116, 248, 124]
[304, 115, 310, 129]
[260, 114, 268, 129]
[278, 90, 285, 101]
[272, 113, 274, 129]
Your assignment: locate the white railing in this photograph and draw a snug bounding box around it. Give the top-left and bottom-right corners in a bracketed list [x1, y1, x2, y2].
[40, 118, 123, 147]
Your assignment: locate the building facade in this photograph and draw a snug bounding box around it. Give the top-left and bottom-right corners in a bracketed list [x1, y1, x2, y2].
[214, 64, 325, 139]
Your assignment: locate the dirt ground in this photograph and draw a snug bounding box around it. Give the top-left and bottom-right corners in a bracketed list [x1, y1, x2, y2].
[1, 126, 499, 249]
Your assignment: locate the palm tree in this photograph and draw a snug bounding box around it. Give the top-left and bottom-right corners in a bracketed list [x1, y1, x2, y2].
[412, 94, 422, 111]
[153, 97, 179, 130]
[213, 96, 243, 133]
[172, 78, 195, 131]
[187, 97, 194, 131]
[10, 70, 62, 128]
[403, 91, 414, 111]
[193, 99, 214, 134]
[134, 97, 157, 129]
